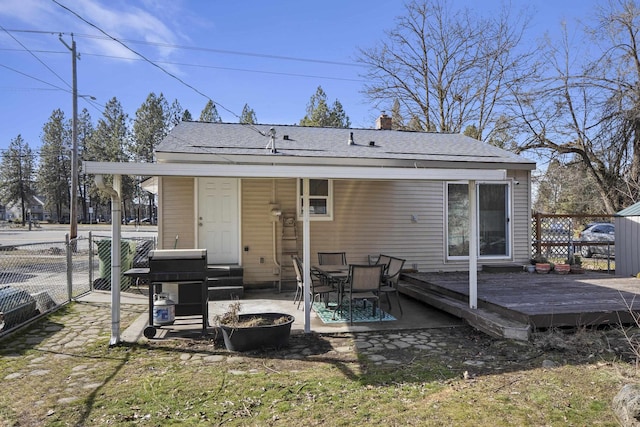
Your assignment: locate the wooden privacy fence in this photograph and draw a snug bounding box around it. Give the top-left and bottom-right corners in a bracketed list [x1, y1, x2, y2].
[531, 213, 614, 261]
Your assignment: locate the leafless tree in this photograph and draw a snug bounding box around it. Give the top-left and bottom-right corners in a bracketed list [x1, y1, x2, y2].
[513, 0, 640, 213]
[357, 0, 534, 141]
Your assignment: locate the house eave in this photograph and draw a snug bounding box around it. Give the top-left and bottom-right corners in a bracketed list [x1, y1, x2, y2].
[84, 161, 507, 181]
[155, 151, 536, 171]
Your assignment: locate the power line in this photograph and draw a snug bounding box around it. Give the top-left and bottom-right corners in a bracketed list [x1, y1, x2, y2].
[50, 0, 271, 137]
[0, 63, 68, 92]
[83, 53, 365, 83]
[0, 63, 104, 113]
[0, 48, 364, 83]
[3, 28, 365, 68]
[50, 0, 239, 119]
[0, 25, 71, 90]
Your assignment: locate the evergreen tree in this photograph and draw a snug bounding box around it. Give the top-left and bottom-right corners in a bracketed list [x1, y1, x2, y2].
[299, 86, 350, 128]
[329, 99, 351, 128]
[391, 99, 405, 130]
[167, 98, 184, 129]
[38, 109, 71, 222]
[182, 109, 193, 121]
[86, 97, 133, 222]
[200, 100, 222, 122]
[87, 97, 129, 163]
[132, 92, 168, 163]
[0, 135, 36, 225]
[239, 103, 257, 124]
[77, 108, 94, 223]
[463, 125, 480, 140]
[131, 93, 169, 224]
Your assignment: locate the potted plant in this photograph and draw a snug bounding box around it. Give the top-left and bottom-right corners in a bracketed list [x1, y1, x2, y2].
[554, 263, 570, 274]
[568, 254, 584, 274]
[532, 255, 551, 274]
[215, 302, 295, 352]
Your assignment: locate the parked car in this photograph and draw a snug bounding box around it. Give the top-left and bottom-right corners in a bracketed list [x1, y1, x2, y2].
[127, 217, 151, 225]
[579, 222, 615, 258]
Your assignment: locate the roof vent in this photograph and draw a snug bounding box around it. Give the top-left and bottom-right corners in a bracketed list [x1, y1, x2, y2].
[266, 127, 277, 153]
[369, 141, 375, 147]
[348, 132, 355, 145]
[283, 135, 289, 140]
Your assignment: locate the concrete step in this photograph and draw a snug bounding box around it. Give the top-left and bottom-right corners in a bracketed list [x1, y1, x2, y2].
[207, 276, 243, 288]
[206, 265, 244, 300]
[399, 282, 530, 341]
[207, 266, 243, 278]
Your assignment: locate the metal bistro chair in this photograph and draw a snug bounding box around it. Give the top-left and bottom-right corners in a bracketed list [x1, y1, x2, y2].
[317, 251, 348, 293]
[378, 256, 405, 315]
[374, 254, 392, 274]
[347, 264, 384, 324]
[292, 255, 335, 309]
[317, 252, 347, 266]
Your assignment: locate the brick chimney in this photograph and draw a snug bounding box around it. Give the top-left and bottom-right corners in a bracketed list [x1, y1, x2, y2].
[376, 112, 392, 130]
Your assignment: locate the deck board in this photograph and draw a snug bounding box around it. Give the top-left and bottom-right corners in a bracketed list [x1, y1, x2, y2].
[401, 271, 640, 329]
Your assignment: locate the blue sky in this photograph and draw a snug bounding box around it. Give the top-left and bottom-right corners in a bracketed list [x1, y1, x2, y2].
[0, 0, 595, 155]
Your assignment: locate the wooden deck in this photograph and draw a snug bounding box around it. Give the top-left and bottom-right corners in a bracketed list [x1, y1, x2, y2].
[399, 270, 640, 340]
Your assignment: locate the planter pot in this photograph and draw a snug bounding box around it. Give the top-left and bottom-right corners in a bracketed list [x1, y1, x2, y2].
[570, 265, 584, 274]
[526, 265, 536, 273]
[535, 263, 551, 274]
[554, 264, 570, 275]
[220, 313, 294, 352]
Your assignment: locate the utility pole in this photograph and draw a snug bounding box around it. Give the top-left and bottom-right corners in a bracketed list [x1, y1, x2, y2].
[60, 35, 79, 243]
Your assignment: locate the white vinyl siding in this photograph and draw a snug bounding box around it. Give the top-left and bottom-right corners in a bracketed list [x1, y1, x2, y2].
[241, 179, 298, 286]
[158, 177, 195, 249]
[307, 180, 444, 271]
[160, 173, 533, 283]
[511, 169, 532, 266]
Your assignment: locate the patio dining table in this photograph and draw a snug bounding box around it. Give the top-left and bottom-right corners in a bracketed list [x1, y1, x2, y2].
[313, 264, 350, 316]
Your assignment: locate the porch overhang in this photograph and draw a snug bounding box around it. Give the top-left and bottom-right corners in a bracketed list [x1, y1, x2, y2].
[83, 161, 507, 181]
[87, 160, 504, 342]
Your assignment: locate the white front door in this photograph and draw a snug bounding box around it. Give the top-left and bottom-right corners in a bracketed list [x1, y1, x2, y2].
[197, 178, 239, 264]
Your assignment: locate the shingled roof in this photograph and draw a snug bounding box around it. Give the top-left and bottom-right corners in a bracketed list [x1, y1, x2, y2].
[156, 121, 535, 170]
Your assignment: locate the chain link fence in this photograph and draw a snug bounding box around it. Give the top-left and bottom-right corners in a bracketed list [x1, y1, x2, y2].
[0, 233, 155, 338]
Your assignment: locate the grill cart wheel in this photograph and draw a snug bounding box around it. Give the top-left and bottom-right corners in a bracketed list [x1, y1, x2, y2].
[143, 325, 157, 339]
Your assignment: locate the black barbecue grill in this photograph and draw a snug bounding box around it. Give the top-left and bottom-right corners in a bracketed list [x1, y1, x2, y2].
[144, 249, 208, 338]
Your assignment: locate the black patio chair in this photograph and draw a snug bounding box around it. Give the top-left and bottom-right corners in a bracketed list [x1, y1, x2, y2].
[317, 252, 347, 265]
[293, 255, 335, 309]
[346, 264, 384, 324]
[378, 256, 405, 315]
[374, 254, 392, 274]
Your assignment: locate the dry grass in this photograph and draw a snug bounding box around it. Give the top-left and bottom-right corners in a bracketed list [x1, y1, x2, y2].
[0, 302, 637, 425]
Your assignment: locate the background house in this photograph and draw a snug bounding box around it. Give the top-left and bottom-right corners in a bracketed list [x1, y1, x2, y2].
[5, 195, 45, 222]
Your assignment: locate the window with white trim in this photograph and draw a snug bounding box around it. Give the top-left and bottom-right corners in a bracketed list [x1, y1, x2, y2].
[446, 182, 511, 259]
[297, 179, 333, 221]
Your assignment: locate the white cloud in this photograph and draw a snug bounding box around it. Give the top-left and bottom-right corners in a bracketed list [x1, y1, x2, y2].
[71, 0, 182, 59]
[0, 0, 57, 24]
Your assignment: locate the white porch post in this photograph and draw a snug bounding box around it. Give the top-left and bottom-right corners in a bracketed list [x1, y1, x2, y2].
[468, 180, 478, 309]
[95, 174, 123, 346]
[110, 175, 123, 345]
[302, 178, 311, 333]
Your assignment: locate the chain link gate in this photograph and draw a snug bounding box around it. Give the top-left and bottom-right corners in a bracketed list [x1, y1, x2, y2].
[0, 233, 155, 338]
